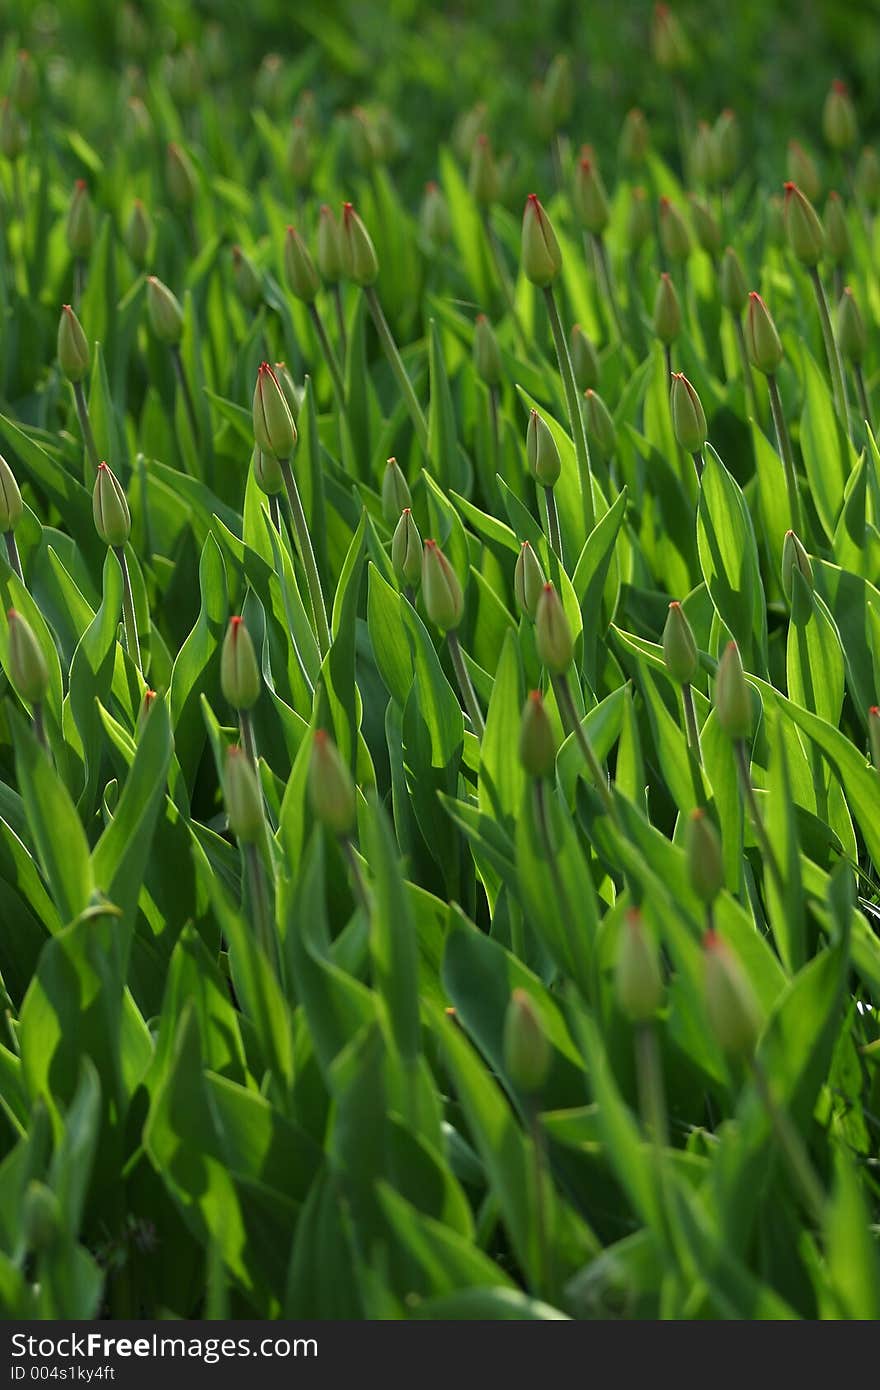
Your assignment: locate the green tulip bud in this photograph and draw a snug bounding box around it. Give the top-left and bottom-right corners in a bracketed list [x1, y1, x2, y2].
[273, 362, 300, 420]
[473, 314, 502, 387]
[526, 410, 561, 488]
[689, 195, 721, 257]
[349, 107, 380, 169]
[503, 989, 550, 1093]
[686, 809, 724, 904]
[784, 182, 825, 266]
[535, 583, 573, 674]
[468, 133, 499, 205]
[651, 4, 693, 71]
[420, 181, 451, 247]
[823, 192, 850, 265]
[57, 304, 90, 383]
[691, 121, 720, 187]
[224, 746, 263, 844]
[823, 80, 857, 152]
[125, 199, 152, 267]
[659, 196, 692, 262]
[544, 54, 574, 129]
[93, 462, 131, 547]
[714, 641, 752, 741]
[166, 141, 197, 208]
[252, 446, 284, 497]
[255, 53, 285, 113]
[287, 117, 312, 187]
[518, 689, 557, 779]
[0, 455, 23, 533]
[573, 155, 609, 234]
[765, 194, 786, 248]
[703, 930, 762, 1058]
[253, 362, 297, 458]
[781, 530, 813, 605]
[869, 706, 880, 772]
[66, 180, 95, 260]
[11, 50, 39, 115]
[627, 186, 652, 251]
[670, 373, 707, 454]
[616, 909, 664, 1022]
[146, 276, 184, 345]
[514, 541, 546, 621]
[316, 205, 343, 283]
[652, 272, 682, 344]
[7, 609, 48, 705]
[284, 225, 320, 303]
[713, 109, 740, 183]
[786, 142, 822, 203]
[309, 729, 356, 836]
[453, 101, 487, 162]
[392, 509, 422, 589]
[521, 194, 562, 288]
[340, 202, 379, 286]
[232, 245, 262, 309]
[719, 246, 748, 315]
[0, 98, 27, 162]
[856, 146, 880, 210]
[662, 601, 698, 684]
[422, 539, 464, 631]
[137, 689, 158, 736]
[584, 390, 617, 458]
[125, 96, 153, 143]
[619, 107, 650, 165]
[22, 1182, 60, 1254]
[837, 286, 867, 365]
[570, 324, 599, 392]
[381, 458, 411, 524]
[221, 616, 260, 711]
[745, 292, 784, 376]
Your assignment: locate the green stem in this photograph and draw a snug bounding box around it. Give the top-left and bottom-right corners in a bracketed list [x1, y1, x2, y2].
[527, 1099, 552, 1302]
[682, 682, 702, 766]
[808, 266, 848, 424]
[854, 363, 872, 433]
[114, 545, 142, 673]
[279, 458, 331, 658]
[481, 208, 528, 353]
[750, 1056, 826, 1228]
[73, 379, 100, 478]
[551, 670, 615, 817]
[32, 701, 47, 752]
[734, 738, 784, 899]
[767, 374, 804, 536]
[269, 494, 281, 531]
[73, 257, 85, 310]
[692, 449, 704, 481]
[244, 840, 275, 967]
[592, 231, 625, 343]
[239, 708, 258, 767]
[734, 317, 762, 424]
[543, 285, 595, 535]
[332, 283, 348, 360]
[363, 285, 429, 455]
[308, 301, 346, 406]
[171, 344, 200, 449]
[447, 629, 485, 739]
[488, 385, 500, 468]
[342, 835, 371, 916]
[635, 1021, 668, 1148]
[544, 485, 563, 564]
[4, 530, 24, 584]
[533, 777, 591, 996]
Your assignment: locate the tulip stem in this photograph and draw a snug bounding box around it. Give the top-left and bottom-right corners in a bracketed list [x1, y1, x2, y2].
[591, 232, 625, 344]
[363, 286, 429, 455]
[543, 485, 563, 564]
[682, 682, 702, 765]
[750, 1055, 826, 1228]
[72, 380, 100, 478]
[342, 836, 370, 916]
[691, 450, 704, 481]
[543, 285, 595, 535]
[533, 778, 591, 996]
[4, 531, 24, 585]
[488, 385, 500, 465]
[733, 318, 762, 424]
[854, 364, 872, 433]
[171, 344, 200, 451]
[733, 738, 784, 898]
[269, 495, 281, 532]
[244, 840, 275, 967]
[447, 630, 485, 739]
[635, 1021, 668, 1149]
[279, 458, 331, 658]
[32, 701, 47, 752]
[808, 266, 849, 423]
[114, 545, 142, 673]
[239, 708, 258, 768]
[332, 284, 348, 360]
[308, 301, 346, 407]
[73, 257, 85, 310]
[481, 209, 528, 353]
[767, 375, 804, 536]
[551, 671, 615, 817]
[664, 344, 673, 384]
[527, 1098, 552, 1302]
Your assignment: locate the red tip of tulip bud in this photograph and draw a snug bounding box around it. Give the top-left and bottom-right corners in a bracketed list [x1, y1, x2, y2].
[75, 178, 86, 191]
[832, 79, 848, 94]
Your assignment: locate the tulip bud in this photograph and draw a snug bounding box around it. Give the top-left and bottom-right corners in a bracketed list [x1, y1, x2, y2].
[453, 101, 487, 162]
[781, 530, 813, 605]
[473, 314, 502, 387]
[786, 142, 822, 203]
[544, 53, 574, 129]
[287, 117, 312, 187]
[616, 909, 664, 1022]
[22, 1182, 60, 1254]
[316, 205, 343, 283]
[659, 196, 692, 262]
[252, 446, 284, 497]
[823, 192, 850, 265]
[514, 541, 546, 621]
[670, 373, 707, 454]
[274, 363, 300, 419]
[309, 729, 356, 836]
[570, 324, 599, 392]
[535, 583, 573, 674]
[420, 181, 451, 247]
[137, 688, 158, 735]
[662, 601, 698, 684]
[745, 292, 784, 376]
[422, 539, 464, 631]
[166, 141, 197, 208]
[686, 809, 724, 904]
[146, 276, 184, 345]
[619, 108, 650, 165]
[57, 304, 90, 383]
[784, 182, 825, 266]
[0, 455, 23, 534]
[468, 133, 499, 205]
[823, 80, 857, 152]
[691, 121, 720, 187]
[573, 156, 609, 234]
[584, 390, 617, 458]
[340, 202, 379, 286]
[713, 109, 740, 183]
[125, 96, 153, 143]
[255, 53, 285, 113]
[652, 272, 682, 344]
[837, 286, 867, 365]
[350, 107, 380, 168]
[392, 509, 422, 589]
[703, 930, 761, 1058]
[124, 199, 152, 267]
[66, 180, 95, 260]
[253, 362, 297, 459]
[518, 690, 557, 779]
[295, 88, 318, 137]
[719, 246, 748, 315]
[224, 746, 263, 844]
[221, 616, 260, 711]
[7, 610, 48, 705]
[689, 195, 721, 258]
[503, 989, 550, 1093]
[0, 98, 27, 162]
[92, 462, 131, 547]
[526, 410, 561, 488]
[521, 194, 562, 288]
[869, 706, 880, 772]
[232, 245, 262, 309]
[381, 458, 411, 524]
[651, 4, 692, 71]
[765, 194, 786, 247]
[855, 146, 880, 210]
[714, 641, 752, 741]
[284, 226, 320, 303]
[11, 50, 39, 115]
[627, 187, 652, 251]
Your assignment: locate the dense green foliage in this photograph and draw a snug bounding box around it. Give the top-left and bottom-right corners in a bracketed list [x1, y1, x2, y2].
[0, 3, 879, 1320]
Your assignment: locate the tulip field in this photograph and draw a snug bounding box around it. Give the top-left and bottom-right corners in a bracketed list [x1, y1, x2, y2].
[1, 1, 879, 1322]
